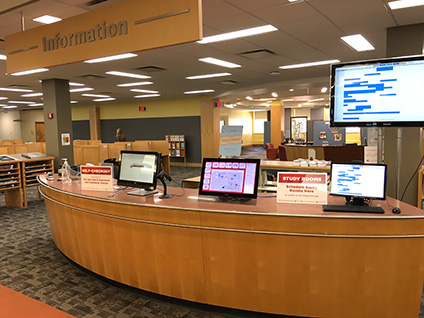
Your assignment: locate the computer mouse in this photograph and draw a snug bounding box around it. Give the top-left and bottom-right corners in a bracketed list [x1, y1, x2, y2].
[392, 207, 401, 214]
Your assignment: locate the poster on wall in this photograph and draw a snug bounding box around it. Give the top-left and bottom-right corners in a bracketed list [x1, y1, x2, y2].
[277, 172, 327, 204]
[219, 125, 243, 157]
[61, 133, 70, 146]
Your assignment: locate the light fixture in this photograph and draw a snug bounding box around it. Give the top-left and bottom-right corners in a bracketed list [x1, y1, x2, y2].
[11, 68, 49, 76]
[184, 89, 215, 94]
[2, 105, 17, 109]
[257, 98, 276, 101]
[82, 94, 111, 98]
[0, 88, 32, 92]
[271, 92, 278, 97]
[289, 88, 294, 91]
[33, 15, 62, 24]
[321, 87, 328, 93]
[298, 104, 302, 107]
[69, 82, 85, 86]
[279, 59, 340, 69]
[0, 97, 7, 100]
[341, 34, 375, 52]
[388, 0, 424, 9]
[197, 25, 278, 44]
[186, 72, 231, 80]
[224, 104, 234, 108]
[245, 96, 253, 100]
[70, 101, 78, 104]
[106, 71, 151, 79]
[8, 101, 35, 104]
[93, 98, 116, 102]
[69, 87, 94, 93]
[308, 98, 325, 102]
[117, 81, 154, 87]
[0, 55, 6, 60]
[29, 103, 43, 107]
[84, 53, 137, 63]
[283, 99, 295, 101]
[134, 94, 161, 98]
[198, 57, 241, 68]
[130, 89, 159, 93]
[21, 93, 43, 97]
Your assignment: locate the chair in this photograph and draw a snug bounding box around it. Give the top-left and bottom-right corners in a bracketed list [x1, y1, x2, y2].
[278, 145, 288, 161]
[265, 143, 278, 160]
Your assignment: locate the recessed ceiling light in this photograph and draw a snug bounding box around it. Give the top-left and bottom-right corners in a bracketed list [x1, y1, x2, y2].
[0, 55, 6, 60]
[130, 89, 159, 93]
[117, 81, 154, 87]
[186, 72, 231, 80]
[321, 87, 328, 93]
[21, 93, 43, 97]
[93, 98, 116, 102]
[0, 87, 32, 92]
[29, 103, 43, 107]
[271, 92, 278, 97]
[69, 82, 85, 86]
[84, 53, 137, 63]
[134, 94, 161, 98]
[0, 97, 7, 100]
[289, 89, 294, 91]
[70, 101, 78, 104]
[298, 104, 302, 107]
[11, 68, 49, 76]
[3, 105, 17, 109]
[197, 25, 278, 44]
[8, 101, 35, 104]
[33, 15, 62, 24]
[184, 89, 215, 94]
[388, 0, 424, 9]
[257, 98, 276, 101]
[308, 98, 325, 102]
[69, 87, 94, 93]
[106, 71, 151, 79]
[82, 94, 111, 98]
[279, 59, 340, 69]
[224, 104, 234, 108]
[246, 96, 253, 100]
[341, 34, 375, 52]
[283, 98, 295, 101]
[199, 57, 241, 68]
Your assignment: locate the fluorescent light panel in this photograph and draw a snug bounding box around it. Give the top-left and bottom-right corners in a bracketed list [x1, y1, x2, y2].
[308, 98, 325, 102]
[70, 87, 94, 93]
[184, 89, 215, 94]
[82, 94, 111, 98]
[0, 97, 7, 100]
[8, 101, 35, 104]
[186, 72, 231, 80]
[11, 68, 49, 76]
[33, 15, 62, 24]
[21, 93, 42, 97]
[117, 81, 154, 87]
[134, 94, 160, 98]
[29, 103, 43, 107]
[197, 25, 278, 44]
[0, 54, 6, 60]
[341, 34, 375, 51]
[279, 59, 340, 69]
[69, 82, 85, 86]
[199, 57, 241, 68]
[84, 53, 137, 63]
[3, 106, 17, 109]
[106, 71, 151, 79]
[0, 88, 32, 92]
[130, 89, 159, 93]
[388, 0, 424, 9]
[93, 98, 116, 102]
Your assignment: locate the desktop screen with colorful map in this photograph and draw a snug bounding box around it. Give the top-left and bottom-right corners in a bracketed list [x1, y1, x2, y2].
[199, 158, 260, 198]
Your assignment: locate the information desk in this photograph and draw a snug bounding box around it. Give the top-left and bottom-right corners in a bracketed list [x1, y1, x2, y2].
[38, 175, 424, 318]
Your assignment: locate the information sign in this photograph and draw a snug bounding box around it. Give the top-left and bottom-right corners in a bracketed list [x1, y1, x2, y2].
[81, 165, 113, 191]
[277, 172, 327, 204]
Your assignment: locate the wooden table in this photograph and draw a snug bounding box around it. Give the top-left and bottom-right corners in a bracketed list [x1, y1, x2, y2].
[182, 176, 201, 189]
[38, 175, 424, 318]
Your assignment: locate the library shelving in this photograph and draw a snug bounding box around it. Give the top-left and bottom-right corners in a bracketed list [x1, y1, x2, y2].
[0, 156, 22, 208]
[165, 135, 186, 164]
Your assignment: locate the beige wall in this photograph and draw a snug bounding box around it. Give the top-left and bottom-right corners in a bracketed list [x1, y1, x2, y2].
[0, 110, 21, 140]
[220, 108, 254, 146]
[20, 109, 44, 142]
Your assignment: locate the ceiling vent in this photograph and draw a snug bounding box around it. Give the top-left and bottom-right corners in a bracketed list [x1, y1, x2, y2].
[86, 0, 110, 6]
[239, 49, 275, 59]
[135, 66, 166, 73]
[218, 80, 238, 85]
[79, 74, 105, 79]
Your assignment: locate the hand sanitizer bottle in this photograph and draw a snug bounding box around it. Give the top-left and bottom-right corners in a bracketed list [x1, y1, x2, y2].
[61, 158, 72, 183]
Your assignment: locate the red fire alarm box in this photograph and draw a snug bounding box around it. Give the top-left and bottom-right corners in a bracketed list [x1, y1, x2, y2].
[47, 113, 54, 119]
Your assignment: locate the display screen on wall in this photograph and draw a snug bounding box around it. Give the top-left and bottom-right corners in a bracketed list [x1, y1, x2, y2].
[330, 54, 424, 127]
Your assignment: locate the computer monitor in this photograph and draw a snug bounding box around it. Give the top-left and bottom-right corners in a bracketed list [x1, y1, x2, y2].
[117, 150, 161, 196]
[198, 158, 260, 201]
[329, 162, 387, 204]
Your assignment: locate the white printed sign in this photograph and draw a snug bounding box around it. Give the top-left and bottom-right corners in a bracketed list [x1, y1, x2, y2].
[277, 172, 327, 204]
[81, 165, 113, 191]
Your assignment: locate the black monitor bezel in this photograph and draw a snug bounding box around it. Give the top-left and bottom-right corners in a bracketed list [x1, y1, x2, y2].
[329, 162, 387, 201]
[330, 54, 424, 127]
[198, 157, 261, 199]
[117, 150, 161, 190]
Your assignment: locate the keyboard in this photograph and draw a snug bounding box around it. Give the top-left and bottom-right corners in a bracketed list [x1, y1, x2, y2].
[322, 204, 385, 214]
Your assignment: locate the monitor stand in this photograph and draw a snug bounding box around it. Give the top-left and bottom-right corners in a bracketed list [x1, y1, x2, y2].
[127, 189, 158, 196]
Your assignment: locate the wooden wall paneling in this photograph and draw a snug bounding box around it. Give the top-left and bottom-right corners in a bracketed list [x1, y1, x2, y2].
[0, 147, 9, 154]
[108, 143, 127, 160]
[200, 100, 220, 159]
[80, 145, 102, 165]
[89, 107, 101, 140]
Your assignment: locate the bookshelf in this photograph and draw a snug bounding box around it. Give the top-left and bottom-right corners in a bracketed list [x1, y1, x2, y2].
[165, 135, 186, 164]
[0, 156, 22, 208]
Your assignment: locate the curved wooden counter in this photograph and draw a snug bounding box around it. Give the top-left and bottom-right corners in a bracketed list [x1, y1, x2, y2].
[38, 175, 424, 318]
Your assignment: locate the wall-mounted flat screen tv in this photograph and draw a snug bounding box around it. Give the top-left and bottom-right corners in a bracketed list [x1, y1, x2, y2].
[330, 54, 424, 127]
